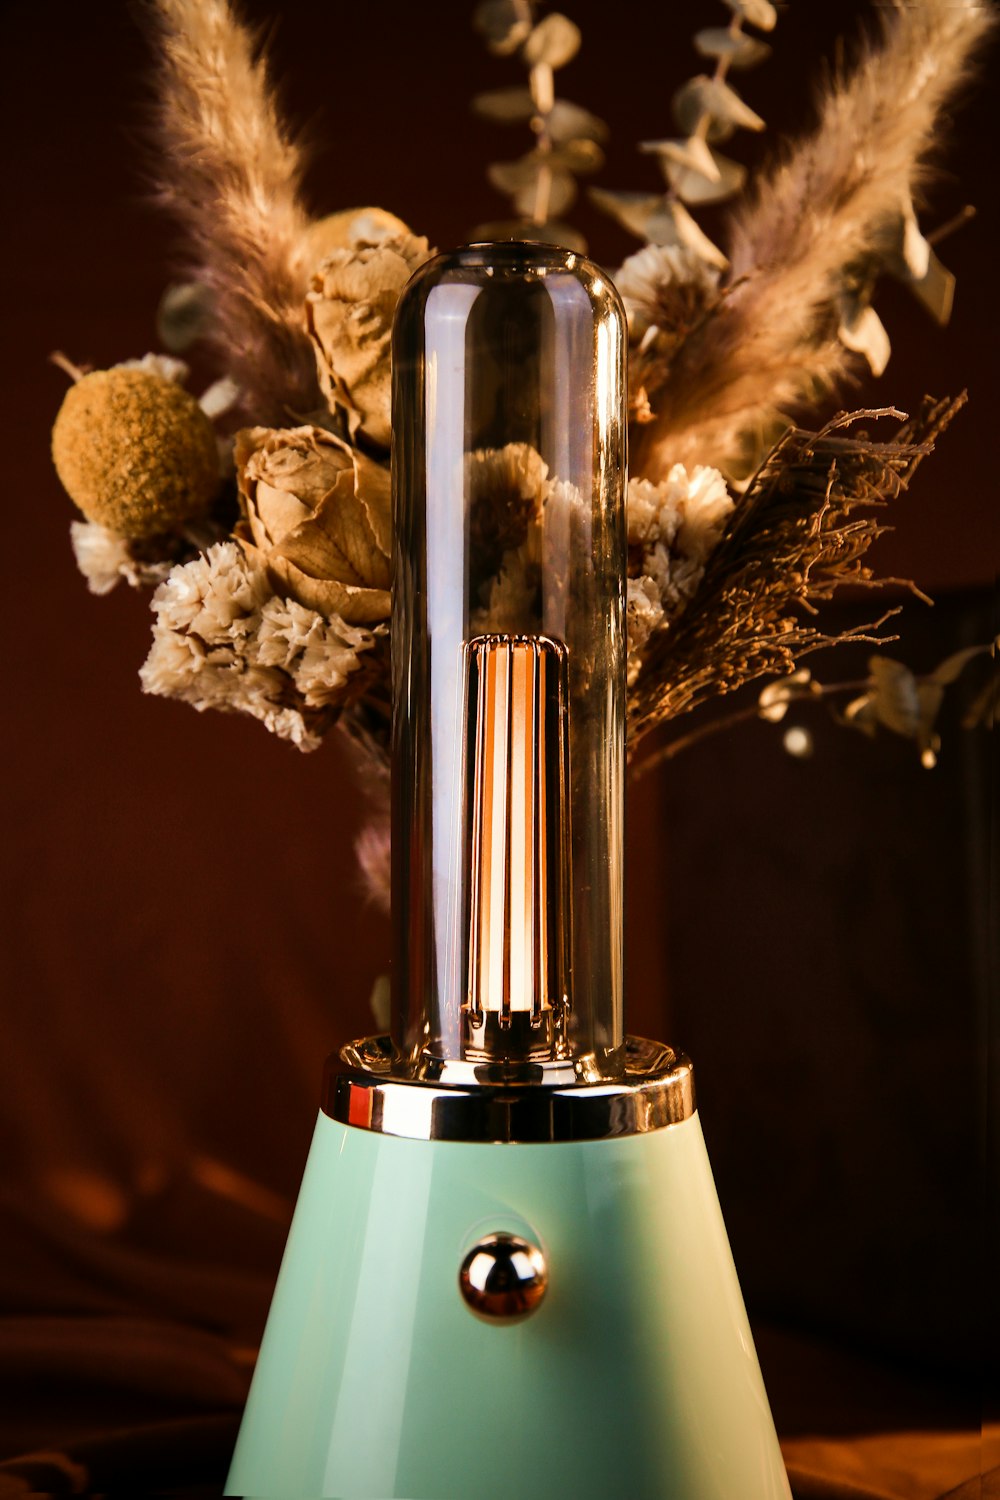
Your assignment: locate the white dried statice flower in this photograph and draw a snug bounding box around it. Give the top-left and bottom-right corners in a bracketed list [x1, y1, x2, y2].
[113, 352, 190, 384]
[199, 375, 241, 420]
[626, 463, 733, 681]
[255, 596, 377, 708]
[70, 520, 175, 596]
[140, 541, 377, 751]
[151, 538, 269, 642]
[615, 243, 720, 343]
[626, 577, 666, 686]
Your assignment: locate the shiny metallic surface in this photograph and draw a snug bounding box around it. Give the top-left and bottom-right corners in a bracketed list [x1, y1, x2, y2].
[459, 1233, 549, 1322]
[324, 1034, 695, 1143]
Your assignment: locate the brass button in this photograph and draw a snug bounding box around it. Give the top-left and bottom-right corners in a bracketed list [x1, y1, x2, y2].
[458, 1232, 548, 1322]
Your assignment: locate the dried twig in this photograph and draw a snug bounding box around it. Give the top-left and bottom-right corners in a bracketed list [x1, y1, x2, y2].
[627, 396, 966, 748]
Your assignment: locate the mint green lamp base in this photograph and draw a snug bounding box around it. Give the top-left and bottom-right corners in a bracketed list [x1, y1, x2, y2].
[226, 1106, 790, 1499]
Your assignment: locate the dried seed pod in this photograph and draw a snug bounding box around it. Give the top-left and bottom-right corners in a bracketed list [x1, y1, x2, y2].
[52, 368, 219, 539]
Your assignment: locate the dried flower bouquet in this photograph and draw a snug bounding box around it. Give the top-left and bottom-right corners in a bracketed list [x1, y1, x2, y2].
[50, 0, 995, 904]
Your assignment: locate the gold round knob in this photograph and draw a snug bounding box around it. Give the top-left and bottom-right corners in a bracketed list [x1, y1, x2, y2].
[458, 1232, 548, 1322]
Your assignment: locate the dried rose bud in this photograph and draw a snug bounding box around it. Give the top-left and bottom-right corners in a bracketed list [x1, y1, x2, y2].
[235, 424, 391, 624]
[51, 368, 219, 539]
[306, 232, 432, 448]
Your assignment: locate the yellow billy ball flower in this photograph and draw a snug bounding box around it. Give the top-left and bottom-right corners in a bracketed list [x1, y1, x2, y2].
[52, 368, 219, 539]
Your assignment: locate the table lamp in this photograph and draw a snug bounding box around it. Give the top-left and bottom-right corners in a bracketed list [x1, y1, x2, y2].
[226, 241, 791, 1500]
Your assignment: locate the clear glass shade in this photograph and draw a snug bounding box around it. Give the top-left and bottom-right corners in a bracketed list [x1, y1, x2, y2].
[391, 243, 627, 1080]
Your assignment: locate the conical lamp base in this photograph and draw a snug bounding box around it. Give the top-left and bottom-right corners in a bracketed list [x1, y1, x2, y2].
[227, 1096, 790, 1499]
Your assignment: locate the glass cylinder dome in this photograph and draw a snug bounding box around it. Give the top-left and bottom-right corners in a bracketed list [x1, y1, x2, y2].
[391, 243, 626, 1081]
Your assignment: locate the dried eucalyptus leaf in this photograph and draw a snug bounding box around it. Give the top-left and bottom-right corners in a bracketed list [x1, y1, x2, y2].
[512, 167, 578, 218]
[907, 249, 956, 325]
[723, 0, 778, 31]
[547, 99, 608, 143]
[843, 691, 878, 737]
[900, 204, 932, 281]
[472, 86, 535, 122]
[489, 143, 601, 202]
[587, 188, 663, 240]
[523, 12, 581, 69]
[693, 27, 771, 68]
[639, 135, 721, 182]
[157, 281, 213, 353]
[472, 217, 539, 240]
[758, 669, 813, 722]
[529, 219, 587, 252]
[928, 641, 994, 687]
[838, 296, 891, 376]
[672, 79, 734, 142]
[588, 188, 728, 267]
[474, 0, 533, 55]
[962, 670, 999, 729]
[650, 198, 729, 268]
[672, 76, 764, 141]
[666, 148, 747, 206]
[488, 156, 543, 194]
[549, 138, 604, 173]
[916, 680, 946, 742]
[868, 656, 921, 737]
[471, 217, 587, 252]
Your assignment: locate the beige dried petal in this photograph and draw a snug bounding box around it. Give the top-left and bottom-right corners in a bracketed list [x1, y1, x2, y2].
[237, 425, 392, 621]
[301, 207, 413, 268]
[266, 551, 391, 625]
[70, 520, 175, 595]
[235, 424, 352, 515]
[306, 234, 432, 447]
[277, 471, 391, 590]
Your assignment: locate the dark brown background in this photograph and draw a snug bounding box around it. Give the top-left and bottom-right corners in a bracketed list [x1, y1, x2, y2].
[2, 0, 997, 1488]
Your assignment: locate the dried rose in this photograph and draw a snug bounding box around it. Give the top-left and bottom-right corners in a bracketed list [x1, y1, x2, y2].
[300, 206, 413, 268]
[306, 232, 433, 448]
[235, 425, 391, 623]
[51, 367, 219, 538]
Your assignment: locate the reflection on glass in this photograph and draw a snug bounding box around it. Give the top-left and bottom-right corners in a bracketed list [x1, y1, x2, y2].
[391, 243, 626, 1080]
